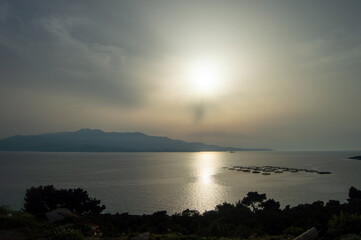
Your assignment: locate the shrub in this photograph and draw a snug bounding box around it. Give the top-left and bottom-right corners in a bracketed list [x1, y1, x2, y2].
[49, 227, 84, 240]
[283, 226, 304, 236]
[328, 212, 361, 236]
[0, 211, 41, 229]
[24, 185, 105, 215]
[0, 205, 11, 215]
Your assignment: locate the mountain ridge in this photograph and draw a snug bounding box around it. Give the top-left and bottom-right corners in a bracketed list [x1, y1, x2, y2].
[0, 128, 272, 152]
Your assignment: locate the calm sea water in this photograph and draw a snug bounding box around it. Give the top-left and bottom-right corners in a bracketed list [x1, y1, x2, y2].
[1, 151, 361, 214]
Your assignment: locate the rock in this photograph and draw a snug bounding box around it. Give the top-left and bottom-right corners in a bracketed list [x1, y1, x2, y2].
[45, 208, 74, 223]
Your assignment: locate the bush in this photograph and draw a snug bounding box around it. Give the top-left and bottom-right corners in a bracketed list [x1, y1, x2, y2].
[283, 226, 304, 236]
[49, 227, 84, 240]
[0, 211, 41, 229]
[348, 187, 361, 201]
[328, 212, 361, 236]
[0, 205, 11, 215]
[24, 185, 105, 215]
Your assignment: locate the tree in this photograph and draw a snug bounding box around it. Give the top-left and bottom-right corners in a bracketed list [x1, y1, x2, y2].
[215, 202, 235, 213]
[347, 187, 361, 213]
[24, 185, 105, 215]
[23, 185, 58, 214]
[241, 192, 266, 212]
[261, 199, 280, 211]
[181, 209, 200, 217]
[348, 186, 361, 201]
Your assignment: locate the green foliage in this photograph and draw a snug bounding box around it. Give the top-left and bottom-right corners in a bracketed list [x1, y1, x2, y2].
[72, 222, 94, 236]
[0, 205, 11, 215]
[87, 187, 361, 239]
[49, 226, 84, 240]
[151, 233, 230, 240]
[6, 186, 360, 239]
[24, 185, 105, 215]
[283, 226, 304, 236]
[328, 212, 361, 236]
[339, 235, 361, 240]
[0, 208, 41, 230]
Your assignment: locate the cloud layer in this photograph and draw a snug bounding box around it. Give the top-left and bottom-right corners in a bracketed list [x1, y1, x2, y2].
[1, 0, 361, 150]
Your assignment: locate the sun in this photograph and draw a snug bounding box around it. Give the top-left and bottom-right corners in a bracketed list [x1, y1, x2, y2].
[187, 59, 223, 96]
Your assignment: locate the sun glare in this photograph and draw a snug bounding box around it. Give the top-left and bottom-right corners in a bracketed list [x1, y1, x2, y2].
[187, 59, 224, 96]
[195, 152, 218, 185]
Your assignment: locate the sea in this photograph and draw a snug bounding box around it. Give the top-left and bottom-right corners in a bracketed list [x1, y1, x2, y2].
[0, 151, 360, 214]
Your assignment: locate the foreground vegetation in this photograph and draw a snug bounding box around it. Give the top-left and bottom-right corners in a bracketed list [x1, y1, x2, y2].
[0, 186, 361, 240]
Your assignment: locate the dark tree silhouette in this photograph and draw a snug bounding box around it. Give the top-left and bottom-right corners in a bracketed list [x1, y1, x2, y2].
[348, 186, 361, 201]
[181, 209, 200, 217]
[241, 191, 267, 212]
[262, 199, 280, 211]
[215, 202, 235, 213]
[23, 185, 57, 214]
[24, 185, 105, 215]
[347, 186, 361, 213]
[83, 187, 361, 238]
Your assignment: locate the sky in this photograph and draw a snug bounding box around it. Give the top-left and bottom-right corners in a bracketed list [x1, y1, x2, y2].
[0, 0, 361, 150]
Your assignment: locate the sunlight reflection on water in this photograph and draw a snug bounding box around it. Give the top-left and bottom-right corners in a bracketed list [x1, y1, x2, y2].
[1, 151, 361, 214]
[186, 152, 226, 212]
[196, 152, 216, 185]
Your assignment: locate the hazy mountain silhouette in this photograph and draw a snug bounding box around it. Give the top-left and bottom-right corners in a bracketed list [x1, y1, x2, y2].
[0, 129, 271, 152]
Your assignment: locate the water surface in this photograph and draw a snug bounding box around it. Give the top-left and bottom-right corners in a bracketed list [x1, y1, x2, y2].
[0, 151, 360, 214]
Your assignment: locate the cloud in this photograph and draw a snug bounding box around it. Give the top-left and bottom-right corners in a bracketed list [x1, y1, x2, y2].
[1, 0, 361, 150]
[0, 0, 159, 107]
[295, 30, 361, 72]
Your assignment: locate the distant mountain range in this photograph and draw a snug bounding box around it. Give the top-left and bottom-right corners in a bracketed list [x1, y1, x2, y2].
[0, 129, 271, 152]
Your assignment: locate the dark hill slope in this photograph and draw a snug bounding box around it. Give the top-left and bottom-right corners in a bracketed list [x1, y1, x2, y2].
[0, 129, 271, 152]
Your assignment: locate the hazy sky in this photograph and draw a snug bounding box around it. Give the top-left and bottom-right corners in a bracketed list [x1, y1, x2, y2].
[1, 0, 361, 150]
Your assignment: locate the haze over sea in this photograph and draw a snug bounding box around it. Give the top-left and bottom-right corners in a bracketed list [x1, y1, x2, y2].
[1, 151, 360, 214]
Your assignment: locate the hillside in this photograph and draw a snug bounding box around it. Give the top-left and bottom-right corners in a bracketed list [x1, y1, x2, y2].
[0, 129, 271, 152]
